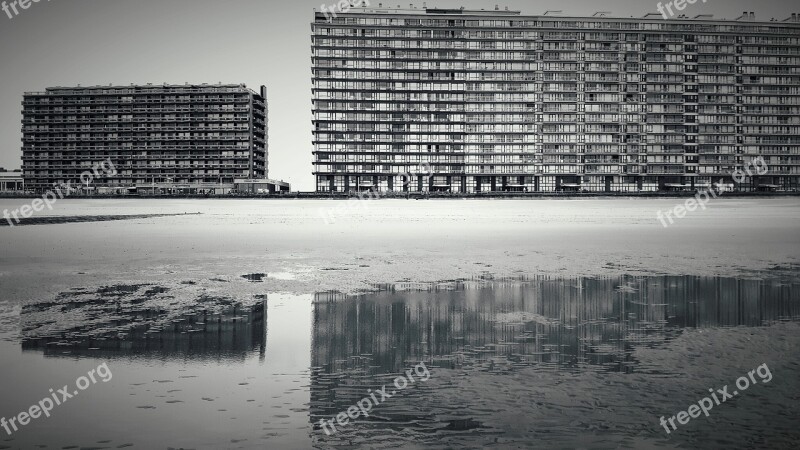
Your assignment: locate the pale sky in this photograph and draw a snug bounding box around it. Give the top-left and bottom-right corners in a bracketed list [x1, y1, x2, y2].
[0, 0, 796, 191]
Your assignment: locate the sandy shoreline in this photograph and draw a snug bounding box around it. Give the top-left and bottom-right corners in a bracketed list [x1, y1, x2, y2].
[0, 199, 797, 449]
[1, 198, 798, 303]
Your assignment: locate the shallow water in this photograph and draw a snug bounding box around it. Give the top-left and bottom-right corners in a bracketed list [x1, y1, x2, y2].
[1, 199, 798, 448]
[0, 275, 797, 449]
[0, 292, 313, 449]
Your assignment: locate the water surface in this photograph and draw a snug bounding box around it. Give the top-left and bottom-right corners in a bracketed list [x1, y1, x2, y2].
[1, 274, 797, 448]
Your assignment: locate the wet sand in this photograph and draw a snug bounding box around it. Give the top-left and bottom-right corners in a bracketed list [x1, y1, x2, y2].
[0, 199, 797, 448]
[0, 198, 798, 303]
[0, 213, 199, 227]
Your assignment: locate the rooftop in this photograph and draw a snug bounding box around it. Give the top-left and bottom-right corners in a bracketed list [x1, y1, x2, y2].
[24, 83, 259, 96]
[315, 3, 800, 24]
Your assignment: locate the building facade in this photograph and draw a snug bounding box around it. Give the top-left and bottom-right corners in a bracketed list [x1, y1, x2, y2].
[22, 84, 268, 193]
[311, 6, 800, 193]
[233, 178, 291, 194]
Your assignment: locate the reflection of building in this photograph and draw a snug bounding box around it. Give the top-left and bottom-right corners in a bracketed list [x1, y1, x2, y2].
[22, 84, 269, 193]
[312, 6, 800, 193]
[309, 275, 798, 435]
[22, 297, 267, 361]
[0, 168, 23, 192]
[312, 276, 797, 374]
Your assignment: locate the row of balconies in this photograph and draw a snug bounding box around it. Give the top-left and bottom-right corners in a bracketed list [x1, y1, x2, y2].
[22, 156, 261, 163]
[24, 135, 255, 142]
[22, 146, 260, 153]
[312, 152, 800, 165]
[22, 117, 252, 124]
[312, 26, 793, 38]
[26, 86, 254, 95]
[22, 151, 265, 160]
[23, 155, 261, 163]
[310, 54, 799, 67]
[22, 96, 252, 106]
[315, 151, 800, 159]
[359, 165, 800, 172]
[314, 149, 800, 156]
[23, 116, 253, 124]
[23, 104, 250, 114]
[312, 167, 709, 175]
[27, 162, 253, 169]
[21, 104, 252, 116]
[311, 140, 800, 147]
[23, 126, 252, 133]
[23, 142, 258, 149]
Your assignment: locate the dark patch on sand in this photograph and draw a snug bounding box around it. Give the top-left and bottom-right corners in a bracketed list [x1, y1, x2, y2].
[0, 213, 200, 227]
[241, 273, 267, 282]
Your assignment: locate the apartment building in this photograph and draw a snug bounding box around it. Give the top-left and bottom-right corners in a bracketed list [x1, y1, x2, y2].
[311, 6, 800, 193]
[22, 84, 268, 193]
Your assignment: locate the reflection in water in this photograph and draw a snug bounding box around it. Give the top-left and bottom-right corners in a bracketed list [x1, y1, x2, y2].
[309, 275, 799, 444]
[7, 275, 799, 448]
[313, 276, 797, 373]
[19, 284, 267, 360]
[4, 291, 308, 449]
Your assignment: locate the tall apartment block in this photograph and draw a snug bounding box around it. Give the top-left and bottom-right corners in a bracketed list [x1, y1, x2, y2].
[22, 84, 269, 193]
[311, 6, 800, 193]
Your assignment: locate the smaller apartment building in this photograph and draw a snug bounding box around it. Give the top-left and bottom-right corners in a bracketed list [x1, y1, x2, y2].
[22, 84, 269, 193]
